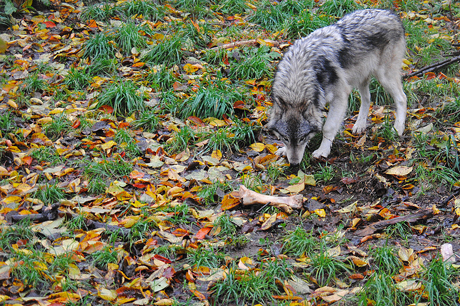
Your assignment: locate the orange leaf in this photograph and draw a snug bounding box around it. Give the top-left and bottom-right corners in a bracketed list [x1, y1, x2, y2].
[133, 62, 145, 68]
[23, 156, 33, 166]
[129, 170, 145, 179]
[349, 273, 364, 280]
[195, 227, 212, 240]
[98, 105, 113, 114]
[44, 21, 56, 28]
[188, 116, 205, 126]
[87, 20, 98, 28]
[72, 119, 80, 129]
[424, 72, 436, 80]
[221, 194, 240, 210]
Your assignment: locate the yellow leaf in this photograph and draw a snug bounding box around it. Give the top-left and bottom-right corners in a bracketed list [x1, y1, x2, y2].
[101, 140, 117, 150]
[385, 166, 413, 177]
[265, 144, 278, 154]
[183, 63, 200, 74]
[120, 216, 141, 228]
[0, 37, 7, 54]
[2, 196, 21, 204]
[432, 204, 440, 215]
[250, 142, 265, 152]
[398, 247, 414, 262]
[211, 150, 222, 160]
[0, 166, 9, 176]
[282, 182, 304, 194]
[238, 256, 254, 270]
[260, 213, 277, 231]
[314, 209, 326, 218]
[327, 245, 341, 257]
[349, 256, 368, 267]
[98, 288, 117, 301]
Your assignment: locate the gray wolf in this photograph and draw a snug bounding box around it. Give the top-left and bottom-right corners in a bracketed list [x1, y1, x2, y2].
[267, 9, 407, 166]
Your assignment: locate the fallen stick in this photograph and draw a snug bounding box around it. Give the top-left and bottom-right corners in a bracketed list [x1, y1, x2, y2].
[209, 39, 280, 50]
[403, 54, 460, 79]
[355, 209, 433, 236]
[235, 185, 303, 214]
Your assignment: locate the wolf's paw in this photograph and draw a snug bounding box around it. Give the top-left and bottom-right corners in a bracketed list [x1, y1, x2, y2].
[312, 147, 330, 159]
[393, 122, 404, 136]
[275, 146, 286, 156]
[352, 121, 367, 134]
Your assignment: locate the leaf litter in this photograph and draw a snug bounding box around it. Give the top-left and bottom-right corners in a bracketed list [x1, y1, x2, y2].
[0, 0, 460, 305]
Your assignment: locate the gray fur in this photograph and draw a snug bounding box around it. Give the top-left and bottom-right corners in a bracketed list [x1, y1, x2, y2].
[267, 9, 407, 166]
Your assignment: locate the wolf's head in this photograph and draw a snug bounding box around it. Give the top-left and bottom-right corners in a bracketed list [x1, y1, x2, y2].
[267, 97, 322, 166]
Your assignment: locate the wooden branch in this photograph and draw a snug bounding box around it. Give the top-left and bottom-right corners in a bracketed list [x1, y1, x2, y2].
[7, 203, 61, 223]
[403, 55, 460, 79]
[209, 39, 280, 50]
[236, 185, 303, 214]
[355, 209, 433, 236]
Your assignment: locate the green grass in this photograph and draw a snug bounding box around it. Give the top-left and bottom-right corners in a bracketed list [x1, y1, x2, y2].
[229, 46, 280, 80]
[177, 21, 214, 49]
[165, 125, 195, 154]
[205, 122, 256, 153]
[375, 115, 399, 143]
[114, 128, 142, 159]
[215, 0, 252, 15]
[64, 66, 91, 90]
[0, 111, 17, 136]
[132, 109, 160, 132]
[97, 79, 145, 116]
[182, 84, 243, 119]
[357, 272, 413, 306]
[212, 214, 238, 237]
[23, 73, 47, 93]
[84, 156, 133, 181]
[241, 172, 263, 192]
[90, 247, 119, 270]
[282, 226, 317, 256]
[82, 32, 117, 61]
[146, 66, 177, 91]
[370, 245, 403, 276]
[308, 243, 351, 286]
[0, 219, 34, 252]
[198, 181, 233, 205]
[43, 113, 72, 141]
[319, 0, 363, 17]
[172, 0, 213, 18]
[80, 3, 119, 22]
[314, 163, 336, 183]
[187, 247, 225, 269]
[86, 58, 118, 76]
[30, 146, 63, 166]
[421, 256, 459, 305]
[142, 36, 184, 66]
[211, 263, 280, 305]
[120, 0, 164, 21]
[33, 183, 66, 205]
[165, 204, 190, 225]
[113, 22, 147, 55]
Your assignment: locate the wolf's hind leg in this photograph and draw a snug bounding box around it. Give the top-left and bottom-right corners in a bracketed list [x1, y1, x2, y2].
[376, 71, 407, 136]
[313, 93, 349, 158]
[352, 79, 371, 134]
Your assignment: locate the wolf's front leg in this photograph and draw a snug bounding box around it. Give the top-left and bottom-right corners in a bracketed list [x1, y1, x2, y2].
[312, 93, 349, 158]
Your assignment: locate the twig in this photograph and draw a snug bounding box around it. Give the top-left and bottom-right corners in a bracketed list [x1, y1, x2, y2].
[403, 55, 460, 79]
[440, 188, 460, 207]
[355, 209, 433, 236]
[209, 39, 280, 50]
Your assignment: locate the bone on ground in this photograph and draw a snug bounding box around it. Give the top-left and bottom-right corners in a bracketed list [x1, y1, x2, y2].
[235, 185, 303, 214]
